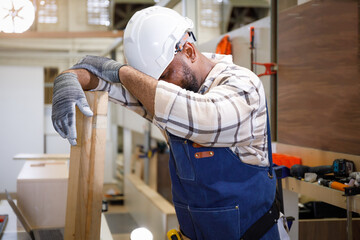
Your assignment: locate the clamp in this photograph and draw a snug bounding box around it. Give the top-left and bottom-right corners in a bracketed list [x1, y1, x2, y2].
[253, 62, 277, 77]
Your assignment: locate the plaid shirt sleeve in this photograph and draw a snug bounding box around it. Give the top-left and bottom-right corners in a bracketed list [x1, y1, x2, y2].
[93, 78, 153, 121]
[153, 61, 269, 166]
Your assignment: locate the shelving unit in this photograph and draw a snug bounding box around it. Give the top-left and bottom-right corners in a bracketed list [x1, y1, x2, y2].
[276, 142, 360, 240]
[283, 177, 360, 214]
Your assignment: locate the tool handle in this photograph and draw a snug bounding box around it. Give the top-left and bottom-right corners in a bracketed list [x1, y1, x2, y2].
[318, 178, 347, 192]
[250, 26, 255, 49]
[330, 181, 347, 191]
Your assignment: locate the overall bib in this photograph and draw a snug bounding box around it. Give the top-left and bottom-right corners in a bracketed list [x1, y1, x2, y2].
[167, 130, 280, 239]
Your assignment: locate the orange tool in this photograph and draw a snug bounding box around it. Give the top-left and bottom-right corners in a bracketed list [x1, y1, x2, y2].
[318, 178, 348, 192]
[250, 26, 255, 71]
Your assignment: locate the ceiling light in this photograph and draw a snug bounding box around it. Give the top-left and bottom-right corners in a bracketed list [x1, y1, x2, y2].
[0, 0, 35, 33]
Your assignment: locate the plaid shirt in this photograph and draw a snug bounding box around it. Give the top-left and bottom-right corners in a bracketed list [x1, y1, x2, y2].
[94, 53, 269, 166]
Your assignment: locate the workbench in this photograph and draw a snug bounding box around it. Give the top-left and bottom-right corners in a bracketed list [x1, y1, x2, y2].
[283, 177, 360, 214]
[276, 143, 360, 240]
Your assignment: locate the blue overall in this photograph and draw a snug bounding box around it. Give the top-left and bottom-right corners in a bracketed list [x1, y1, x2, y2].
[167, 113, 280, 239]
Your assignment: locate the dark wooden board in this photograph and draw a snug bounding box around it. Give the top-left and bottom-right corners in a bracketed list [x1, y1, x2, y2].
[277, 0, 360, 155]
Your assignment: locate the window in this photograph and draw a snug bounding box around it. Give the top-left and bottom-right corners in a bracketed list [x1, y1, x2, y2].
[87, 0, 110, 26]
[38, 0, 58, 24]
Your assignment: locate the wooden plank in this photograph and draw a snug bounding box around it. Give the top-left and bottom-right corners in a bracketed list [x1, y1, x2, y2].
[13, 153, 69, 161]
[283, 177, 360, 214]
[149, 152, 158, 191]
[64, 91, 108, 240]
[277, 0, 360, 155]
[276, 143, 360, 168]
[0, 31, 123, 39]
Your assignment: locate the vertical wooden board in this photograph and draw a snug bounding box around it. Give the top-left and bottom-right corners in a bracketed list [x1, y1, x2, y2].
[65, 91, 108, 240]
[78, 111, 93, 240]
[149, 152, 158, 191]
[64, 107, 84, 240]
[87, 125, 107, 238]
[277, 0, 360, 155]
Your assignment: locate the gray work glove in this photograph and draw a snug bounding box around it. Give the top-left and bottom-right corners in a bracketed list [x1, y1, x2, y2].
[70, 55, 125, 83]
[52, 72, 93, 146]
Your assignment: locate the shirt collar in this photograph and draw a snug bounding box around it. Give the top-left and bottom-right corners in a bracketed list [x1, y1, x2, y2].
[198, 53, 234, 94]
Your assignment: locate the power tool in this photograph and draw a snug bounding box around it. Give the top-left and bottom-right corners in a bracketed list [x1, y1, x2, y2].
[290, 159, 355, 179]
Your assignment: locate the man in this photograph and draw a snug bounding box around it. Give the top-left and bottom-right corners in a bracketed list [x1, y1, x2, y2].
[52, 6, 280, 240]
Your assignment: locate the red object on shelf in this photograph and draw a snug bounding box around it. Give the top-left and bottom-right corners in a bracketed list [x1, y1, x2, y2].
[253, 62, 277, 77]
[272, 153, 302, 169]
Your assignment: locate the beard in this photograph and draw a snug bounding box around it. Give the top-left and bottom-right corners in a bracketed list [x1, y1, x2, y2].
[181, 63, 200, 92]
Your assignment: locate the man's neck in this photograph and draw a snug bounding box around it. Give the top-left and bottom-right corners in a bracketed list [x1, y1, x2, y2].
[198, 53, 216, 85]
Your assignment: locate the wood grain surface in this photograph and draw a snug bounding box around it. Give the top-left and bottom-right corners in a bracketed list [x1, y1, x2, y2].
[64, 91, 108, 240]
[277, 0, 360, 155]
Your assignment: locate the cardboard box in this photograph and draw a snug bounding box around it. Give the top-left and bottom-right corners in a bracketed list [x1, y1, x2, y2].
[17, 160, 68, 228]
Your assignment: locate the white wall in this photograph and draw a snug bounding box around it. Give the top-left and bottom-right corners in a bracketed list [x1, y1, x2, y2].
[198, 17, 273, 115]
[44, 105, 71, 154]
[0, 65, 44, 193]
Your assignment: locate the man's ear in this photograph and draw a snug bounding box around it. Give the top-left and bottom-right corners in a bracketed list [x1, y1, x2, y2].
[182, 42, 197, 63]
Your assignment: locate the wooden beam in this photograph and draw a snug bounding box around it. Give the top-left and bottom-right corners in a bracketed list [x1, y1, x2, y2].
[65, 91, 108, 240]
[0, 31, 123, 39]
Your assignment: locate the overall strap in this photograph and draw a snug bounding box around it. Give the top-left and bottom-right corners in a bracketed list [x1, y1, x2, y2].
[240, 102, 279, 240]
[266, 102, 274, 177]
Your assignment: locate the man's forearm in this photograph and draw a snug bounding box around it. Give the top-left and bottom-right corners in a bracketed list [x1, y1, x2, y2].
[119, 66, 157, 116]
[64, 69, 99, 90]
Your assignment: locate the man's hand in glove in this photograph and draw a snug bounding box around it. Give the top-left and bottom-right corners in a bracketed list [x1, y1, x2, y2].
[52, 71, 95, 146]
[70, 55, 125, 83]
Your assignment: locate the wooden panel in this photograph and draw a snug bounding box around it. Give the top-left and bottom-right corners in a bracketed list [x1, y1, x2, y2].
[299, 219, 360, 240]
[65, 91, 108, 240]
[157, 152, 172, 204]
[277, 0, 360, 155]
[17, 161, 68, 228]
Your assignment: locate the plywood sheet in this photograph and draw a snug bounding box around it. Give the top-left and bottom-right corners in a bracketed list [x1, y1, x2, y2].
[277, 0, 360, 155]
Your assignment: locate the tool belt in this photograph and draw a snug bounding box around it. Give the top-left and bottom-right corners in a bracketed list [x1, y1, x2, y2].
[240, 200, 280, 240]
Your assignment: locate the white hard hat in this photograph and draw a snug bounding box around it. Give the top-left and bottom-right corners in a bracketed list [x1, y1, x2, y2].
[123, 6, 194, 79]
